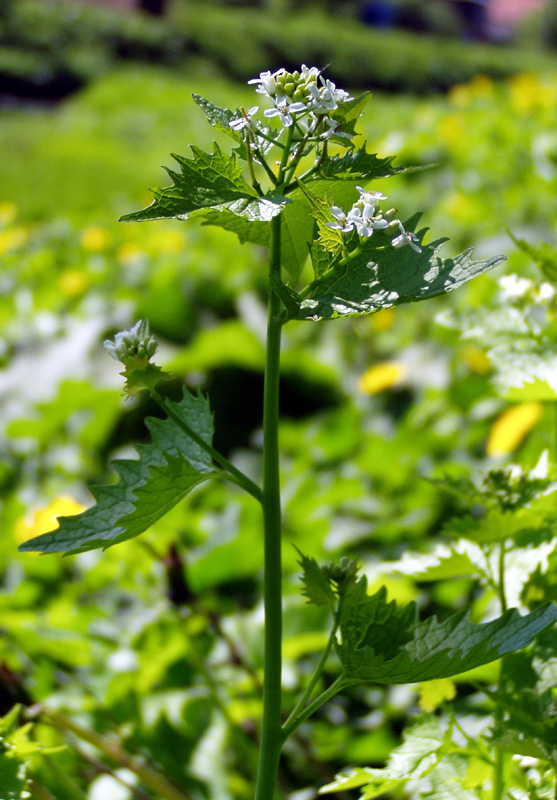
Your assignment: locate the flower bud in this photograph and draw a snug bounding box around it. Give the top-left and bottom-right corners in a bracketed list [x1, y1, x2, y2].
[104, 320, 158, 367]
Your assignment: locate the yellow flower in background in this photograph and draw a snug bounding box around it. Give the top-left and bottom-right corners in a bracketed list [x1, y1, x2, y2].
[15, 497, 86, 547]
[461, 346, 491, 375]
[359, 361, 406, 394]
[437, 114, 464, 151]
[486, 402, 543, 457]
[0, 227, 27, 255]
[447, 83, 471, 107]
[0, 201, 17, 225]
[370, 308, 396, 332]
[59, 269, 90, 298]
[448, 74, 493, 107]
[418, 678, 456, 712]
[469, 74, 493, 96]
[81, 226, 111, 252]
[508, 73, 555, 115]
[117, 241, 145, 266]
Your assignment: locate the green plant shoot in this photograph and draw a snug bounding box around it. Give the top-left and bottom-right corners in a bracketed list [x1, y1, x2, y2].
[19, 65, 557, 800]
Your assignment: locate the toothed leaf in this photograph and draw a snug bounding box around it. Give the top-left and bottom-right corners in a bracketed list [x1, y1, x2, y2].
[336, 577, 557, 684]
[282, 216, 505, 320]
[119, 143, 287, 223]
[18, 390, 218, 555]
[296, 549, 336, 608]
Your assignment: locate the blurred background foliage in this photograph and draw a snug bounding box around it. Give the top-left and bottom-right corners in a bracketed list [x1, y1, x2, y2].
[2, 0, 557, 798]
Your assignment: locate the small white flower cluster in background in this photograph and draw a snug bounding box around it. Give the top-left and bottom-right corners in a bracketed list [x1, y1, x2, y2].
[498, 274, 556, 305]
[230, 65, 354, 137]
[104, 320, 158, 365]
[326, 187, 422, 252]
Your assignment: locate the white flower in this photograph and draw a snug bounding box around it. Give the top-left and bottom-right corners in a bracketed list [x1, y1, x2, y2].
[306, 77, 352, 114]
[498, 274, 532, 299]
[356, 187, 387, 208]
[391, 221, 422, 252]
[326, 206, 354, 233]
[300, 64, 320, 81]
[536, 282, 555, 303]
[229, 106, 259, 131]
[248, 69, 285, 98]
[264, 97, 307, 128]
[347, 205, 389, 238]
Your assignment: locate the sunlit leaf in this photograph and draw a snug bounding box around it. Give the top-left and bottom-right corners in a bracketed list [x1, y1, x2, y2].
[119, 143, 287, 223]
[18, 390, 219, 555]
[336, 579, 557, 684]
[282, 216, 505, 321]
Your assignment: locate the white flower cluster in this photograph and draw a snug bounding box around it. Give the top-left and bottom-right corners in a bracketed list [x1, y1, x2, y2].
[326, 187, 422, 252]
[230, 65, 353, 137]
[498, 274, 555, 305]
[104, 320, 158, 365]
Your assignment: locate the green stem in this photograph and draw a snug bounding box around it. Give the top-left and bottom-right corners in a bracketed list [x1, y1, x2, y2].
[253, 143, 278, 186]
[498, 540, 507, 614]
[493, 540, 507, 800]
[151, 389, 263, 503]
[253, 213, 285, 800]
[29, 707, 193, 800]
[281, 613, 340, 738]
[282, 675, 348, 738]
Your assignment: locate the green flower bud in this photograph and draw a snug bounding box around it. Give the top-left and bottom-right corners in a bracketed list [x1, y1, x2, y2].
[104, 319, 158, 367]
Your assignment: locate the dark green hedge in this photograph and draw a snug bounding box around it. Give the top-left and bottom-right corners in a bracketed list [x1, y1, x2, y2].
[0, 0, 554, 99]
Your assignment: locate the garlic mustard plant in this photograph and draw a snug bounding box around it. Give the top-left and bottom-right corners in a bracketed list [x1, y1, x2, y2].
[19, 66, 557, 800]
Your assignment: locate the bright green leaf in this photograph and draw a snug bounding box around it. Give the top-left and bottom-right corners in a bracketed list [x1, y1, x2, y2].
[119, 143, 287, 223]
[336, 579, 557, 684]
[296, 548, 336, 608]
[284, 216, 505, 321]
[18, 390, 218, 555]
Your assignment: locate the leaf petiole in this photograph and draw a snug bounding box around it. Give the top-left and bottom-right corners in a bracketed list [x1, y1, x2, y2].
[281, 602, 343, 739]
[151, 388, 263, 503]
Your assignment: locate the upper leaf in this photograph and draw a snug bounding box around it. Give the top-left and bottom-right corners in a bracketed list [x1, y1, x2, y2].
[311, 146, 426, 183]
[296, 549, 336, 608]
[282, 216, 505, 321]
[18, 390, 218, 555]
[119, 143, 288, 224]
[336, 578, 557, 684]
[191, 93, 243, 142]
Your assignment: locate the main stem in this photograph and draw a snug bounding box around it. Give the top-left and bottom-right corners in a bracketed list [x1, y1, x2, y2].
[254, 214, 284, 800]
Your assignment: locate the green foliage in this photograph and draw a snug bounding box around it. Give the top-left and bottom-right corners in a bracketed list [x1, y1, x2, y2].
[0, 706, 41, 800]
[2, 0, 554, 101]
[335, 580, 557, 685]
[19, 390, 219, 554]
[281, 221, 504, 320]
[4, 64, 557, 800]
[120, 144, 287, 224]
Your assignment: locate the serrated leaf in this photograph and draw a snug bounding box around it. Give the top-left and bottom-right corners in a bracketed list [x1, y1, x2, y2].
[119, 143, 287, 224]
[283, 216, 505, 321]
[392, 541, 487, 582]
[18, 390, 218, 555]
[321, 717, 446, 797]
[296, 549, 335, 608]
[296, 182, 345, 262]
[312, 146, 424, 183]
[336, 578, 557, 684]
[191, 93, 242, 141]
